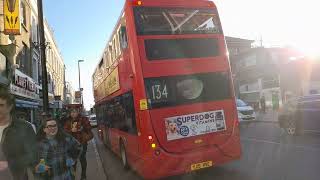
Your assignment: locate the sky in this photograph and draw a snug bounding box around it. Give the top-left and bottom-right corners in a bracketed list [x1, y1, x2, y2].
[43, 0, 319, 110]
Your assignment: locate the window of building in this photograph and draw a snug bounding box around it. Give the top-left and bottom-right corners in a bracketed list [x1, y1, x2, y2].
[20, 2, 27, 27]
[31, 17, 38, 43]
[0, 53, 7, 77]
[17, 43, 29, 74]
[46, 48, 50, 63]
[55, 55, 57, 72]
[238, 54, 256, 69]
[244, 54, 257, 67]
[240, 81, 259, 92]
[262, 75, 279, 89]
[229, 48, 239, 56]
[38, 61, 42, 84]
[32, 57, 38, 82]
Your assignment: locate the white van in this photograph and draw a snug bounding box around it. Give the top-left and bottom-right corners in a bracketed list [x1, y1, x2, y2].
[88, 114, 97, 127]
[236, 99, 256, 122]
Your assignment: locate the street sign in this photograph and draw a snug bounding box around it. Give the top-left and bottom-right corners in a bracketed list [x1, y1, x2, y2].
[3, 0, 21, 35]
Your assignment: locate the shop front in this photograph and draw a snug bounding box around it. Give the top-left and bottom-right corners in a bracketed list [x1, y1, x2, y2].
[10, 69, 42, 127]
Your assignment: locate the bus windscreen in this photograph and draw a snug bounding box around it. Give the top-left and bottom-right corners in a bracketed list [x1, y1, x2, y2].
[145, 38, 219, 60]
[134, 7, 222, 35]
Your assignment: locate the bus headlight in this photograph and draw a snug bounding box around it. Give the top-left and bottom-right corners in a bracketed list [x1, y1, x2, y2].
[176, 79, 204, 100]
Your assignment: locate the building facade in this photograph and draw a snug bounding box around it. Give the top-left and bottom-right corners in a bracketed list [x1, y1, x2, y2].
[225, 36, 254, 96]
[65, 81, 75, 104]
[30, 0, 41, 88]
[226, 36, 254, 59]
[0, 0, 12, 87]
[44, 19, 65, 103]
[280, 58, 320, 100]
[0, 0, 42, 124]
[232, 47, 304, 109]
[0, 0, 66, 124]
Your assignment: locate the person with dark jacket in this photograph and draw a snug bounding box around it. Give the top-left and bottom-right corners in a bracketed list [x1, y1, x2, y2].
[35, 117, 82, 180]
[64, 108, 92, 180]
[0, 87, 37, 180]
[260, 95, 266, 113]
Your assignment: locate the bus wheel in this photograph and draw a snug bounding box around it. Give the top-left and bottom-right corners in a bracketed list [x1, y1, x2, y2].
[120, 141, 129, 169]
[103, 130, 111, 148]
[285, 118, 296, 135]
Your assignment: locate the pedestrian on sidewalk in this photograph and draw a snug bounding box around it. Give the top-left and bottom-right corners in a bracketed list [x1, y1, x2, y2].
[272, 93, 280, 111]
[64, 107, 93, 180]
[260, 95, 266, 114]
[35, 117, 82, 180]
[0, 87, 38, 180]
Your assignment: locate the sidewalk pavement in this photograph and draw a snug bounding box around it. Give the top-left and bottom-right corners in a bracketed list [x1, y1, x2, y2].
[75, 137, 107, 180]
[255, 109, 278, 123]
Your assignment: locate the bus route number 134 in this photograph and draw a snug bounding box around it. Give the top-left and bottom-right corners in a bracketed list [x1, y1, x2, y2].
[151, 84, 168, 100]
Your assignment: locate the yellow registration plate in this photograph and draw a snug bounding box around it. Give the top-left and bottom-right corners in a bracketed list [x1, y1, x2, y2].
[191, 161, 213, 171]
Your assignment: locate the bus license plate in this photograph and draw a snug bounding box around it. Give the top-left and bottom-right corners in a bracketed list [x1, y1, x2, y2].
[191, 161, 213, 171]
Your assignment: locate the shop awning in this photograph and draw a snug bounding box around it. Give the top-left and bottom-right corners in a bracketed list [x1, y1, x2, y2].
[16, 99, 39, 108]
[38, 100, 57, 109]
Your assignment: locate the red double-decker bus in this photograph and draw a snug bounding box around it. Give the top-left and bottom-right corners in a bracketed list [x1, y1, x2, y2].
[92, 0, 241, 179]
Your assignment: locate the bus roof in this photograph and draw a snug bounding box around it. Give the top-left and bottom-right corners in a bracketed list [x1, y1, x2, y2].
[92, 0, 217, 77]
[128, 0, 216, 8]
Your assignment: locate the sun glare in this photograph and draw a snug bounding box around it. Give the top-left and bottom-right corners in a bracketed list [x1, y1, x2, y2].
[300, 47, 320, 59]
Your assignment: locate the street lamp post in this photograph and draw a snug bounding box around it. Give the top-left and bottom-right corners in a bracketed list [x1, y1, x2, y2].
[78, 60, 84, 105]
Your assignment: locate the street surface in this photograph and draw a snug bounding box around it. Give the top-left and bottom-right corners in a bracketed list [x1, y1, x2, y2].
[91, 113, 320, 180]
[74, 137, 107, 180]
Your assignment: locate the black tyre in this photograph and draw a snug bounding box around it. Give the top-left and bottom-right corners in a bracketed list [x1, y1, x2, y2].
[284, 117, 296, 135]
[103, 129, 111, 148]
[120, 141, 129, 169]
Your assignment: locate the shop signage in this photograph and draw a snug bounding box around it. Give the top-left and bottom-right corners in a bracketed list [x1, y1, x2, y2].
[3, 0, 21, 35]
[10, 69, 40, 100]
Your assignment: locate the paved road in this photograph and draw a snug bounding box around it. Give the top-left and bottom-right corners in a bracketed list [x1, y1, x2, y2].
[74, 134, 107, 180]
[93, 121, 320, 180]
